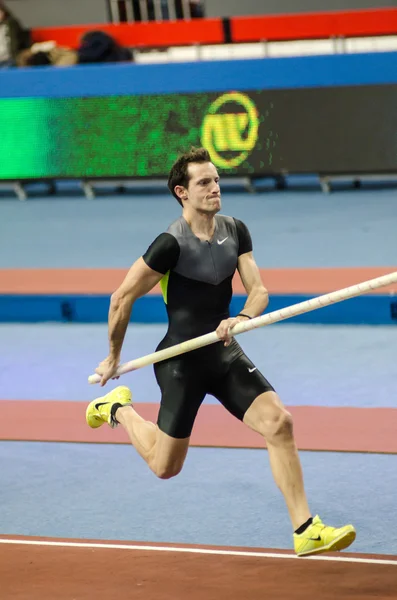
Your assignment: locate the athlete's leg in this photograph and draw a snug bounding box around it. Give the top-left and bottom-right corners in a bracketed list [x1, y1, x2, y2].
[115, 405, 190, 480]
[242, 391, 310, 530]
[243, 391, 356, 556]
[211, 342, 355, 556]
[87, 346, 207, 480]
[210, 346, 309, 529]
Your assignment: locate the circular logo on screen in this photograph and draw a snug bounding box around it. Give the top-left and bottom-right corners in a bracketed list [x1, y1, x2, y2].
[201, 92, 259, 169]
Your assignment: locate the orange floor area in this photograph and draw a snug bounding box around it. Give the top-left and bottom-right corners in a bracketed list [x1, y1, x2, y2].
[1, 266, 396, 295]
[2, 401, 397, 453]
[1, 538, 396, 600]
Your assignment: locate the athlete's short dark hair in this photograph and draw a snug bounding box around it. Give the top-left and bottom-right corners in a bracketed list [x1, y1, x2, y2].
[168, 147, 211, 206]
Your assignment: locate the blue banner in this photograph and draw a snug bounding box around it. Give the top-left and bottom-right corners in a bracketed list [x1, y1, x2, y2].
[1, 52, 397, 98]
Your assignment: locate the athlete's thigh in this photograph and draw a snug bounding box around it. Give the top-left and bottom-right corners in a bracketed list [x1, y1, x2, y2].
[154, 350, 207, 439]
[210, 346, 275, 421]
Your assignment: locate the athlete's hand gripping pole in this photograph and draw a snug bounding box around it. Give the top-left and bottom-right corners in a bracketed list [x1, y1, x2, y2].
[88, 271, 397, 385]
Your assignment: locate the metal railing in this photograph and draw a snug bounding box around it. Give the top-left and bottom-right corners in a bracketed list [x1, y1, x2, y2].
[108, 0, 204, 22]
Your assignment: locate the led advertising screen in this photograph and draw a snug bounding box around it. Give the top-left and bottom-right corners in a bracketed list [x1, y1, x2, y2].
[1, 85, 396, 179]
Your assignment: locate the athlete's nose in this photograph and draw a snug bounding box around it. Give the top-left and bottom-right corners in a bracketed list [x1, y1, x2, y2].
[212, 181, 220, 195]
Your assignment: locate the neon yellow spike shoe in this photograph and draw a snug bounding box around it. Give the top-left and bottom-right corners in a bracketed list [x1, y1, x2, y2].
[294, 515, 356, 557]
[86, 386, 132, 430]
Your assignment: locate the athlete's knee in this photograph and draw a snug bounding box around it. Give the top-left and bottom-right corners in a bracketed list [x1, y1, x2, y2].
[253, 405, 294, 443]
[152, 460, 184, 480]
[263, 408, 294, 443]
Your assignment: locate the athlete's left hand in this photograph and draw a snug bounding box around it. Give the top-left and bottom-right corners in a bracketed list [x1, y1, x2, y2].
[216, 316, 247, 347]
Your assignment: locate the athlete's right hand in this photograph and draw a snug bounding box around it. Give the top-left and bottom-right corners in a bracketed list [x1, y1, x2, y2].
[95, 356, 120, 387]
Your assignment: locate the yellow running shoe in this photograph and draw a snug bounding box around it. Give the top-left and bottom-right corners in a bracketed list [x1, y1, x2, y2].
[294, 515, 356, 557]
[86, 386, 132, 430]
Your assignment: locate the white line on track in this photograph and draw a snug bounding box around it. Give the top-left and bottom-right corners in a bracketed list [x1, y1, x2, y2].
[0, 539, 396, 566]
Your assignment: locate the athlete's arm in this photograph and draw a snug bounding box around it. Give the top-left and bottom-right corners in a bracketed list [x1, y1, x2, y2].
[237, 251, 269, 318]
[108, 257, 164, 361]
[216, 251, 268, 346]
[234, 218, 268, 318]
[216, 220, 268, 345]
[96, 233, 179, 386]
[94, 259, 164, 386]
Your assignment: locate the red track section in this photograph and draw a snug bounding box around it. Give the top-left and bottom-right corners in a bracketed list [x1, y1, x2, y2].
[0, 537, 396, 600]
[0, 267, 395, 295]
[2, 401, 397, 453]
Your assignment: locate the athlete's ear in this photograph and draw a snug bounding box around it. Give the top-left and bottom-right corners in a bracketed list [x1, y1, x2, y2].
[174, 185, 187, 202]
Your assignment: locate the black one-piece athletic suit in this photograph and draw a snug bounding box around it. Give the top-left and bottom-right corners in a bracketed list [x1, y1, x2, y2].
[142, 214, 274, 438]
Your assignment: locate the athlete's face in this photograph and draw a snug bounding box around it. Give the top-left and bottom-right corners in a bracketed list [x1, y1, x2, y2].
[183, 162, 221, 214]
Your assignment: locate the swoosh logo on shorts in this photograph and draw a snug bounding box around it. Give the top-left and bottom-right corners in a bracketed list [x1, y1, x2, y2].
[248, 367, 257, 373]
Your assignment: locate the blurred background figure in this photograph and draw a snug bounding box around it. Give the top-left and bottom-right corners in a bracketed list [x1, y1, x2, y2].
[16, 31, 133, 68]
[17, 40, 78, 67]
[0, 1, 30, 67]
[77, 30, 133, 64]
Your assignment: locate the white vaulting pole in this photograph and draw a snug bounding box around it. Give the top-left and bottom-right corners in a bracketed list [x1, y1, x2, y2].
[88, 271, 397, 384]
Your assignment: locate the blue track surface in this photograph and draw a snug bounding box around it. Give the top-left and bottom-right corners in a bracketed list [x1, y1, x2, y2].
[0, 189, 396, 268]
[1, 323, 396, 408]
[1, 441, 396, 555]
